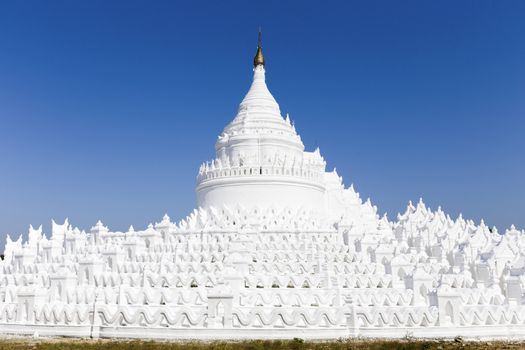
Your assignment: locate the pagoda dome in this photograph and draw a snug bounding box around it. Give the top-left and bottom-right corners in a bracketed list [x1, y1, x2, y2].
[215, 64, 304, 165]
[196, 36, 326, 213]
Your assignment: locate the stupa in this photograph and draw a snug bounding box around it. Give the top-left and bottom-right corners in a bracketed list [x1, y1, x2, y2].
[1, 34, 525, 340]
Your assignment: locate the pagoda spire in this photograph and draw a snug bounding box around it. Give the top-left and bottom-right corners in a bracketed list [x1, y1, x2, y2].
[253, 28, 265, 67]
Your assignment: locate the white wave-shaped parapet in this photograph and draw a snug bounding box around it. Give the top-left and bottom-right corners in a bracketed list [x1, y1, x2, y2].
[1, 43, 525, 340]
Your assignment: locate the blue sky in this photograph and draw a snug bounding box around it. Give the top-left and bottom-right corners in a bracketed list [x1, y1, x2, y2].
[0, 1, 524, 247]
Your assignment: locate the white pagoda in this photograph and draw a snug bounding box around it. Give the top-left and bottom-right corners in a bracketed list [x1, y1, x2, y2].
[1, 36, 525, 340]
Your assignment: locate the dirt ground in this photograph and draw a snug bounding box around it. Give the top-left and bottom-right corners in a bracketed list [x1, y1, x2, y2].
[0, 338, 525, 350]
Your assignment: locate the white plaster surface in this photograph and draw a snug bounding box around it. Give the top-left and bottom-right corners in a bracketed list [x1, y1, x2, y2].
[1, 56, 524, 340]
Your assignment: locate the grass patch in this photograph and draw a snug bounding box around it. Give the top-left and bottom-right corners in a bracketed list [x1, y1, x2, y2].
[0, 338, 524, 350]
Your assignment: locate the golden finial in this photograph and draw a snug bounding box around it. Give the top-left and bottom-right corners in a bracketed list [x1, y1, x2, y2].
[253, 28, 265, 67]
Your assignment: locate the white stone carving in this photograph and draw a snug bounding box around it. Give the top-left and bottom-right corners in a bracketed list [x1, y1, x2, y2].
[1, 56, 524, 340]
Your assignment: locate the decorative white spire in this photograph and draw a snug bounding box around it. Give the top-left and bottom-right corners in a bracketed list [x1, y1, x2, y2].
[239, 64, 279, 112]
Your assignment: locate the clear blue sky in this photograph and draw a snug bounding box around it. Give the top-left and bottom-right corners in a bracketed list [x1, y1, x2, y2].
[1, 1, 524, 248]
